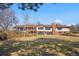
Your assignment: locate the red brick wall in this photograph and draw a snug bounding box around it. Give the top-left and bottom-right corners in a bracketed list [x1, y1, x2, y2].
[51, 24, 60, 35]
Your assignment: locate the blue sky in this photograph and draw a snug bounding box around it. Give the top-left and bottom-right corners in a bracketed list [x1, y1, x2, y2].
[11, 3, 79, 25]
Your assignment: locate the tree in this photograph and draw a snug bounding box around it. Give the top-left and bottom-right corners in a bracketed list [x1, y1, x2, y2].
[0, 3, 43, 12]
[37, 21, 41, 25]
[69, 24, 79, 33]
[21, 13, 30, 24]
[75, 24, 79, 32]
[0, 8, 17, 31]
[21, 13, 30, 36]
[70, 25, 76, 32]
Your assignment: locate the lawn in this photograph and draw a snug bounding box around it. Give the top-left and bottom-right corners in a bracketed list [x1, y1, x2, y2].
[0, 35, 79, 56]
[11, 35, 79, 42]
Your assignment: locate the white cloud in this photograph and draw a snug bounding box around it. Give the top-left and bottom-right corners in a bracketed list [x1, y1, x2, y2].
[54, 19, 62, 24]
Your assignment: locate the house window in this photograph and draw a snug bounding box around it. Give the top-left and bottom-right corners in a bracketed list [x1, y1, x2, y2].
[45, 27, 51, 30]
[57, 28, 62, 30]
[38, 27, 43, 30]
[24, 27, 27, 31]
[33, 27, 36, 30]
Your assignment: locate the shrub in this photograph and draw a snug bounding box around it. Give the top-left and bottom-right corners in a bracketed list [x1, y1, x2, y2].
[0, 32, 7, 40]
[62, 32, 72, 36]
[72, 31, 79, 34]
[5, 30, 36, 39]
[5, 30, 18, 39]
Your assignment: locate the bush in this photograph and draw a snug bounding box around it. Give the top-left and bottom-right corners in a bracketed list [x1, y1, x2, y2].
[5, 30, 36, 39]
[62, 32, 72, 36]
[6, 31, 18, 39]
[72, 31, 79, 34]
[0, 32, 7, 40]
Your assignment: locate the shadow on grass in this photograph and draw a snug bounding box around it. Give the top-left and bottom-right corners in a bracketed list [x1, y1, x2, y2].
[0, 38, 79, 56]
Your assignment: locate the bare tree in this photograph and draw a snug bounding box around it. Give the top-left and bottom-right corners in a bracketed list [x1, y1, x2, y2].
[70, 25, 76, 32]
[0, 8, 17, 31]
[75, 24, 79, 32]
[21, 13, 30, 36]
[21, 13, 29, 24]
[69, 24, 79, 33]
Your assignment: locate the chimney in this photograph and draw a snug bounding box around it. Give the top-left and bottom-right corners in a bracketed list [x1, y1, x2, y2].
[51, 23, 59, 35]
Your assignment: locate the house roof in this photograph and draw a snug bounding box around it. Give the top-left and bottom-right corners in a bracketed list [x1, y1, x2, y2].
[15, 24, 51, 28]
[56, 25, 70, 28]
[15, 24, 70, 28]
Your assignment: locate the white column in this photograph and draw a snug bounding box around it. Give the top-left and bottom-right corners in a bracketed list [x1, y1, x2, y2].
[43, 27, 45, 34]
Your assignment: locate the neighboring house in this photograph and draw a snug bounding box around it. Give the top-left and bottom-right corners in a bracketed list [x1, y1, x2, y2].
[14, 23, 70, 35]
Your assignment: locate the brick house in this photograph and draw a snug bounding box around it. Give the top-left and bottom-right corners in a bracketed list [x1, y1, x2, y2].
[14, 23, 70, 35]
